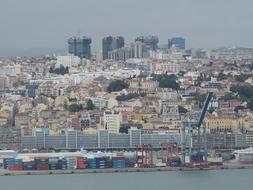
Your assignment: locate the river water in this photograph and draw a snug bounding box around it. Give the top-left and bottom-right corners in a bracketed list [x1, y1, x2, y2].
[0, 169, 252, 190]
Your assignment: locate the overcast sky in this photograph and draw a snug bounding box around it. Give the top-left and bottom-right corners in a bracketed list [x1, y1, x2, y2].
[0, 0, 253, 55]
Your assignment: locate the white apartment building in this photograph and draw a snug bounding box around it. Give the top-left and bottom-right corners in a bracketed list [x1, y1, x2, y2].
[103, 111, 122, 133]
[56, 55, 80, 68]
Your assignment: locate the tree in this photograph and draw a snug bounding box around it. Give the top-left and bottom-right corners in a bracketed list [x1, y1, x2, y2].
[234, 106, 245, 113]
[49, 64, 69, 75]
[151, 74, 180, 90]
[107, 80, 129, 93]
[178, 105, 188, 113]
[219, 93, 239, 101]
[178, 70, 187, 77]
[67, 104, 83, 112]
[194, 92, 207, 103]
[116, 93, 146, 101]
[235, 74, 252, 82]
[230, 85, 253, 100]
[208, 107, 215, 114]
[217, 72, 228, 81]
[247, 99, 253, 110]
[247, 62, 253, 71]
[86, 99, 95, 110]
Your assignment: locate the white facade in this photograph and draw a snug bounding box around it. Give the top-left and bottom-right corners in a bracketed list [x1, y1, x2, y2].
[0, 65, 21, 76]
[103, 111, 122, 133]
[56, 55, 80, 68]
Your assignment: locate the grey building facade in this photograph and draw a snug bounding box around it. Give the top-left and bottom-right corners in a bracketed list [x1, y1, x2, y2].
[20, 128, 249, 150]
[68, 36, 92, 59]
[102, 36, 124, 60]
[135, 36, 159, 51]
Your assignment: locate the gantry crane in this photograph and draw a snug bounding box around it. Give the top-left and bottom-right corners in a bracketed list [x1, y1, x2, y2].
[181, 92, 213, 165]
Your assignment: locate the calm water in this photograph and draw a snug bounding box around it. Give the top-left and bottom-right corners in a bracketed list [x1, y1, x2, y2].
[0, 169, 253, 190]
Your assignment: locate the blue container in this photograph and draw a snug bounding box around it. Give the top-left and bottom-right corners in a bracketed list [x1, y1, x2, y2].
[49, 164, 57, 170]
[87, 159, 97, 169]
[23, 165, 36, 171]
[59, 159, 67, 170]
[3, 158, 13, 169]
[168, 158, 181, 167]
[7, 159, 23, 165]
[95, 157, 108, 168]
[35, 158, 49, 163]
[113, 160, 125, 168]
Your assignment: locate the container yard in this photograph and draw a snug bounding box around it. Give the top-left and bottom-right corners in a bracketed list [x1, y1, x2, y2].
[1, 144, 253, 176]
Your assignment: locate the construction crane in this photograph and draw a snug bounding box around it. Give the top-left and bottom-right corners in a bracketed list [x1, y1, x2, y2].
[181, 92, 213, 165]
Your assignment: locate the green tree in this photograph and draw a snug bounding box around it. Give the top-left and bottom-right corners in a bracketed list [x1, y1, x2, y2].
[230, 85, 253, 100]
[208, 107, 215, 114]
[178, 105, 188, 113]
[178, 70, 187, 77]
[247, 62, 253, 71]
[86, 99, 95, 110]
[67, 104, 83, 112]
[217, 72, 228, 81]
[107, 80, 129, 93]
[194, 92, 207, 103]
[235, 74, 252, 82]
[247, 99, 253, 110]
[151, 74, 179, 90]
[116, 93, 146, 101]
[49, 64, 69, 75]
[220, 93, 239, 101]
[234, 106, 245, 113]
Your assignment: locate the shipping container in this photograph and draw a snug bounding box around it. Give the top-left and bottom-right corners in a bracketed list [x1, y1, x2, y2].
[113, 159, 125, 168]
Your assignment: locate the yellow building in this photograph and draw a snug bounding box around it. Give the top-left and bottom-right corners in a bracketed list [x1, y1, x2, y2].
[205, 115, 237, 133]
[55, 96, 69, 107]
[83, 127, 97, 135]
[131, 113, 158, 124]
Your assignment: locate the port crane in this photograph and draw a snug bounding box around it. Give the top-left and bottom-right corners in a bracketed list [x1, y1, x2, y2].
[181, 92, 213, 165]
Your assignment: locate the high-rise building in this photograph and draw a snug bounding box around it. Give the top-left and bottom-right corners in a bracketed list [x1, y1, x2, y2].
[68, 36, 92, 59]
[108, 42, 149, 61]
[102, 36, 124, 60]
[168, 37, 186, 49]
[135, 36, 159, 51]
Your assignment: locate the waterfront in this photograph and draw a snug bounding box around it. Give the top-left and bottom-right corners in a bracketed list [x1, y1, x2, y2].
[1, 169, 253, 190]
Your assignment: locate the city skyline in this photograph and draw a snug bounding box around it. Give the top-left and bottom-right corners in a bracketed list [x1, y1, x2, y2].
[0, 0, 253, 56]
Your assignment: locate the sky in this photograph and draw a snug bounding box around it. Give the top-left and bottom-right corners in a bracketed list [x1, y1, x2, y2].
[0, 0, 253, 55]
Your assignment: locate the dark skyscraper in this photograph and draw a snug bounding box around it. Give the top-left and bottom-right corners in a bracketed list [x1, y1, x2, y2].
[168, 37, 186, 49]
[135, 36, 159, 51]
[68, 36, 92, 59]
[102, 36, 124, 60]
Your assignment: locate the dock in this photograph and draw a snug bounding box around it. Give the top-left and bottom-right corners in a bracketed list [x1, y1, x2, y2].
[1, 164, 253, 176]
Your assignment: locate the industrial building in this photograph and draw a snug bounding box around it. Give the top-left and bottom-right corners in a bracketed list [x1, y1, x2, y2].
[19, 128, 250, 151]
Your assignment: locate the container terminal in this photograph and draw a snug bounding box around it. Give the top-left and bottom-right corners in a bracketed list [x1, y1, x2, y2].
[1, 145, 253, 176]
[1, 92, 253, 176]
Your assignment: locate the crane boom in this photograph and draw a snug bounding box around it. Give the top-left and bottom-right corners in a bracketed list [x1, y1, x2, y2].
[196, 92, 213, 129]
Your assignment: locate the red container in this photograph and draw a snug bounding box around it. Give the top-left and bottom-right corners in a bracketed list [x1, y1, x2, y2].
[184, 163, 194, 168]
[209, 162, 223, 166]
[112, 157, 125, 160]
[241, 161, 253, 165]
[9, 165, 23, 171]
[77, 163, 87, 169]
[36, 164, 49, 170]
[107, 160, 113, 168]
[76, 158, 87, 169]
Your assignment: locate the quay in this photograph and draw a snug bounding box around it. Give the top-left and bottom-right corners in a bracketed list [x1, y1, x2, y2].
[1, 164, 253, 176]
